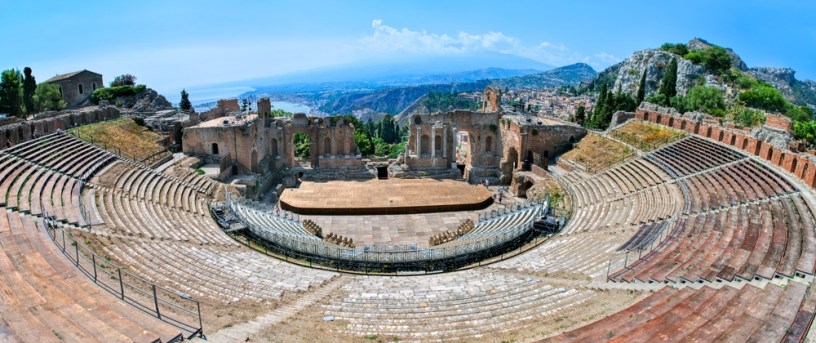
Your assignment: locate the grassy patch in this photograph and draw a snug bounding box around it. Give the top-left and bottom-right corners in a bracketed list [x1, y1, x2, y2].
[610, 121, 686, 151]
[71, 117, 165, 161]
[560, 133, 634, 173]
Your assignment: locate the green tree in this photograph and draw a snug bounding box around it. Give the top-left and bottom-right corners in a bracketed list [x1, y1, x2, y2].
[591, 82, 608, 128]
[33, 83, 66, 112]
[794, 120, 816, 146]
[0, 69, 23, 117]
[22, 67, 37, 114]
[179, 89, 193, 112]
[354, 130, 373, 155]
[574, 105, 586, 125]
[684, 46, 731, 73]
[110, 74, 137, 87]
[636, 69, 647, 104]
[687, 85, 726, 117]
[379, 115, 398, 143]
[293, 132, 311, 158]
[659, 43, 689, 56]
[737, 83, 787, 113]
[658, 58, 678, 103]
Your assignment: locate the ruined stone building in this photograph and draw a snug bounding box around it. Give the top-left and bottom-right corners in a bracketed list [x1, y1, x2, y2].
[182, 98, 360, 177]
[44, 70, 104, 108]
[182, 91, 586, 189]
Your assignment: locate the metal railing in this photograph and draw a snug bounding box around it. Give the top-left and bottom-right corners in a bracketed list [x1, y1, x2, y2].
[222, 193, 548, 273]
[40, 206, 204, 340]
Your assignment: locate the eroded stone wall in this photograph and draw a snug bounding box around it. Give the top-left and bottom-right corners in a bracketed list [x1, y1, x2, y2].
[635, 103, 816, 189]
[182, 102, 360, 176]
[0, 107, 120, 147]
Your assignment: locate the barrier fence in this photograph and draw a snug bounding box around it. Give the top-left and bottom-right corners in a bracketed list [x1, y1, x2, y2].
[220, 193, 553, 273]
[40, 207, 204, 340]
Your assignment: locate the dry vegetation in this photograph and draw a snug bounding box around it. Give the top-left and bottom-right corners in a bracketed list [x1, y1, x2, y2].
[610, 121, 687, 151]
[560, 133, 634, 173]
[71, 117, 166, 161]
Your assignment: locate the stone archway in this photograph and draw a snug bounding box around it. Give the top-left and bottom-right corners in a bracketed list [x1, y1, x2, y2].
[420, 135, 430, 155]
[251, 150, 259, 173]
[323, 137, 332, 156]
[518, 180, 534, 198]
[506, 148, 519, 170]
[270, 138, 278, 157]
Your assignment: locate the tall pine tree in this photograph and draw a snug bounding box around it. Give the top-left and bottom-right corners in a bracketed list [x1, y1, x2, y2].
[591, 82, 608, 128]
[179, 89, 192, 112]
[22, 67, 37, 114]
[658, 58, 678, 104]
[636, 69, 647, 104]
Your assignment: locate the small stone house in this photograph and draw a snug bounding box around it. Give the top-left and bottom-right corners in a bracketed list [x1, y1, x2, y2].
[44, 70, 104, 108]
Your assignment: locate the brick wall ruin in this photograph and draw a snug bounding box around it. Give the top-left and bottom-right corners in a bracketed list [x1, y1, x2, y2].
[635, 102, 816, 189]
[0, 107, 120, 147]
[182, 98, 360, 176]
[406, 110, 586, 183]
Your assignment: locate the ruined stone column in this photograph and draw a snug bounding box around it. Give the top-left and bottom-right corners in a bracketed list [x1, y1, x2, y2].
[415, 127, 421, 156]
[443, 125, 447, 158]
[431, 126, 436, 157]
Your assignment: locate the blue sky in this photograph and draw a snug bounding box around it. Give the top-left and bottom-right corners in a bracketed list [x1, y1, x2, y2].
[1, 0, 814, 96]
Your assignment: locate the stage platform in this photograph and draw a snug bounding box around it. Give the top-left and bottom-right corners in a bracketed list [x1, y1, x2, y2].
[279, 179, 493, 215]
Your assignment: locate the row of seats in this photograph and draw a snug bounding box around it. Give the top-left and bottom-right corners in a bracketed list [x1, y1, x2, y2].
[0, 133, 116, 226]
[647, 135, 747, 178]
[113, 163, 211, 215]
[323, 270, 595, 341]
[617, 221, 670, 252]
[564, 180, 681, 235]
[490, 227, 634, 280]
[611, 194, 816, 282]
[680, 160, 795, 214]
[0, 207, 178, 342]
[93, 188, 236, 245]
[98, 236, 334, 303]
[545, 281, 814, 342]
[564, 158, 672, 208]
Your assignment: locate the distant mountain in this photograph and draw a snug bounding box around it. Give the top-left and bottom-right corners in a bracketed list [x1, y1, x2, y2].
[492, 63, 597, 89]
[309, 63, 599, 116]
[241, 52, 553, 89]
[317, 81, 492, 115]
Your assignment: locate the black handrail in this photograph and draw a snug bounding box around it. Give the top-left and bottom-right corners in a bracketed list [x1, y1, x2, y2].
[39, 206, 205, 340]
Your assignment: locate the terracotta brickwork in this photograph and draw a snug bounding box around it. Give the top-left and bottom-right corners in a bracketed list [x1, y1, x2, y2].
[635, 105, 816, 191]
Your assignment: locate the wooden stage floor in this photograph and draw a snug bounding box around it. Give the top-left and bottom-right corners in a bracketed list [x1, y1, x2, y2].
[279, 179, 493, 215]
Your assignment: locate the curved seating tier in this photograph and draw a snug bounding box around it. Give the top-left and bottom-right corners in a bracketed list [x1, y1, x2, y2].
[323, 270, 602, 342]
[0, 211, 181, 342]
[560, 158, 683, 235]
[0, 133, 116, 226]
[97, 237, 334, 303]
[646, 136, 746, 177]
[610, 136, 816, 283]
[544, 281, 812, 342]
[611, 194, 816, 283]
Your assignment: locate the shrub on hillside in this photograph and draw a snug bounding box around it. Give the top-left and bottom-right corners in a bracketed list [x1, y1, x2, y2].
[659, 43, 689, 56]
[90, 85, 146, 104]
[738, 83, 788, 113]
[686, 85, 726, 117]
[684, 46, 732, 73]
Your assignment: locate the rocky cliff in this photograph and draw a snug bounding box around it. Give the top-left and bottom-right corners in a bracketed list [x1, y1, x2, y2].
[613, 49, 704, 96]
[113, 88, 172, 112]
[608, 38, 816, 109]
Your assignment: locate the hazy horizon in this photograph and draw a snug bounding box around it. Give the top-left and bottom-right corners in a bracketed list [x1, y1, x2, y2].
[2, 0, 815, 98]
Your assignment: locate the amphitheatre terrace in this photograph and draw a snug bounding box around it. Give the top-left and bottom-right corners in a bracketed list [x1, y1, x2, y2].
[2, 93, 816, 343]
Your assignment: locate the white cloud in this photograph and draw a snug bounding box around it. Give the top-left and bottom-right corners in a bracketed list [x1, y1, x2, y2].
[358, 19, 621, 68]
